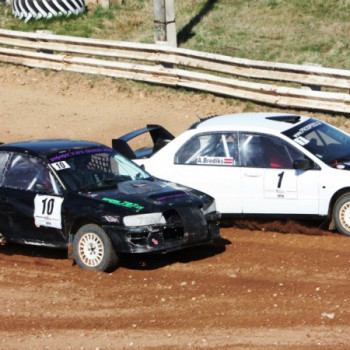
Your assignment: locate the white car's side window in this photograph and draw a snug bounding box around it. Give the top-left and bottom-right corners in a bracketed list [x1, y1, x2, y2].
[175, 133, 239, 165]
[240, 133, 306, 169]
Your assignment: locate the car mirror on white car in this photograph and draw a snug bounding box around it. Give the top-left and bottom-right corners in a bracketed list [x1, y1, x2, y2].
[293, 159, 313, 170]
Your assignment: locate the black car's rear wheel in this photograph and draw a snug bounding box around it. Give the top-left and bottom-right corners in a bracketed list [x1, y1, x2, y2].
[73, 224, 119, 272]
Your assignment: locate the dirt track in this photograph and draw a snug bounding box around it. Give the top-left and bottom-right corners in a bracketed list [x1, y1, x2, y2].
[1, 66, 350, 350]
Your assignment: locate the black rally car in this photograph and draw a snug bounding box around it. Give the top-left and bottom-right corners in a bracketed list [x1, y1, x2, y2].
[0, 139, 220, 271]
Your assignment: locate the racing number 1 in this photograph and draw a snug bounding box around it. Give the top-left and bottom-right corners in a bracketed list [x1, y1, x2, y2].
[277, 171, 284, 188]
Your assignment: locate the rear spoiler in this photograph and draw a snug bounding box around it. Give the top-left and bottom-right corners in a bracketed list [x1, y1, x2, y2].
[112, 124, 174, 159]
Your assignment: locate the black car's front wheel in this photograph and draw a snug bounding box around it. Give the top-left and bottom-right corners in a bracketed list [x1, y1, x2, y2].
[333, 193, 350, 236]
[73, 224, 119, 272]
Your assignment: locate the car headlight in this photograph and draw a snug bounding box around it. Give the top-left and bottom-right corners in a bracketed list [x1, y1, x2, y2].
[202, 199, 217, 215]
[123, 213, 166, 227]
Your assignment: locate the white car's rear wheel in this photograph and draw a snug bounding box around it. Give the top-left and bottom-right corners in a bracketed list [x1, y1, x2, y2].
[73, 224, 119, 272]
[333, 194, 350, 236]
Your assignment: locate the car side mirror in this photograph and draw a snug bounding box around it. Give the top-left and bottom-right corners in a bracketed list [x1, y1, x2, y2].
[293, 159, 312, 170]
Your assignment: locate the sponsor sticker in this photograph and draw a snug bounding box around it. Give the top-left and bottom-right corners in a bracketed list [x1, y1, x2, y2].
[196, 156, 234, 165]
[49, 147, 112, 162]
[102, 197, 144, 210]
[102, 215, 120, 223]
[156, 193, 188, 201]
[293, 136, 309, 146]
[292, 121, 322, 139]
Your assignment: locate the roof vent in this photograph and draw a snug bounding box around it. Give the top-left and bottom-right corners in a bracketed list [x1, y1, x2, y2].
[266, 115, 301, 124]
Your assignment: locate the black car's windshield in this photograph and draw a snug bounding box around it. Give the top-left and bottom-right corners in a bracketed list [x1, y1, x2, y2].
[49, 147, 151, 191]
[283, 118, 350, 165]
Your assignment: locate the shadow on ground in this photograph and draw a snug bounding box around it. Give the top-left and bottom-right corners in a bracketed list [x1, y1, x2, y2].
[119, 237, 230, 270]
[0, 242, 67, 259]
[0, 237, 230, 272]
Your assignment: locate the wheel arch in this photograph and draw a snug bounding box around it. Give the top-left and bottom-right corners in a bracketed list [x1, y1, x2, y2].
[328, 187, 350, 217]
[327, 187, 350, 232]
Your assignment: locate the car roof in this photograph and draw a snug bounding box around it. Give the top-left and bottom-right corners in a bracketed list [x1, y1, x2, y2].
[192, 113, 311, 134]
[0, 139, 106, 158]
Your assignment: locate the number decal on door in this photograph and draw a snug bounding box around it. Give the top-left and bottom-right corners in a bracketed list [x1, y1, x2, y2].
[34, 195, 64, 229]
[277, 171, 285, 188]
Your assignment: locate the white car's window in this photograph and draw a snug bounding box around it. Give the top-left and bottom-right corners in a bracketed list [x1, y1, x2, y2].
[175, 133, 239, 166]
[240, 133, 305, 169]
[283, 118, 350, 164]
[2, 154, 61, 194]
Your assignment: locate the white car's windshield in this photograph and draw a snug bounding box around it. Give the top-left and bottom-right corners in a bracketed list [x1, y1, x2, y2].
[50, 148, 151, 191]
[283, 118, 350, 165]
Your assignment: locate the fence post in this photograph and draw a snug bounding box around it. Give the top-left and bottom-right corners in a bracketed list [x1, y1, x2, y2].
[153, 0, 177, 47]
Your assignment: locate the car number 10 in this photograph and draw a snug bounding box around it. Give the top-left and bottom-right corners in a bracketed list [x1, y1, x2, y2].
[52, 161, 70, 171]
[41, 197, 55, 215]
[34, 195, 64, 229]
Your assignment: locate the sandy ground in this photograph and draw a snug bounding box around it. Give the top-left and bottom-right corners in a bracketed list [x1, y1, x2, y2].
[1, 65, 350, 350]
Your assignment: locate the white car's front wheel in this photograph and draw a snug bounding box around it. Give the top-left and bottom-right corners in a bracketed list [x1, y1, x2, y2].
[333, 194, 350, 236]
[73, 224, 119, 272]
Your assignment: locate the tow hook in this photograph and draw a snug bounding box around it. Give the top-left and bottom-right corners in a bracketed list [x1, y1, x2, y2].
[0, 233, 6, 245]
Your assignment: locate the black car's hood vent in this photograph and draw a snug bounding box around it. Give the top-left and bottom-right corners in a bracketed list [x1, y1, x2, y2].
[118, 180, 163, 194]
[149, 191, 188, 202]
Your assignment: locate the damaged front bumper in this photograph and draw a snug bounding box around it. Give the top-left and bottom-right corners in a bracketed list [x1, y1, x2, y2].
[103, 209, 221, 254]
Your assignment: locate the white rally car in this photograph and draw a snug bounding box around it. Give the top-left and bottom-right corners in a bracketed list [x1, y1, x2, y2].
[114, 113, 350, 236]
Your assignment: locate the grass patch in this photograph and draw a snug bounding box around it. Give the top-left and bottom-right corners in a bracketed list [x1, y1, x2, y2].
[175, 0, 350, 69]
[0, 0, 154, 41]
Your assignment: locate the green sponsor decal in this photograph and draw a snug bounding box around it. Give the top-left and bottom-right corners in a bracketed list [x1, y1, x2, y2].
[102, 197, 144, 210]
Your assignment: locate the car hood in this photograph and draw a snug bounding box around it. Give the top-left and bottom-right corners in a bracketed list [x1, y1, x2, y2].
[81, 179, 208, 213]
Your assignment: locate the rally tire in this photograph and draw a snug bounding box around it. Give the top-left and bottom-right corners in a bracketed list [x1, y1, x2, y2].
[73, 224, 119, 272]
[11, 0, 85, 22]
[333, 193, 350, 236]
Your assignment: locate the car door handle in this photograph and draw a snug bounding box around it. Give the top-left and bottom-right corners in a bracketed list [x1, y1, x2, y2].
[244, 172, 262, 177]
[0, 196, 8, 202]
